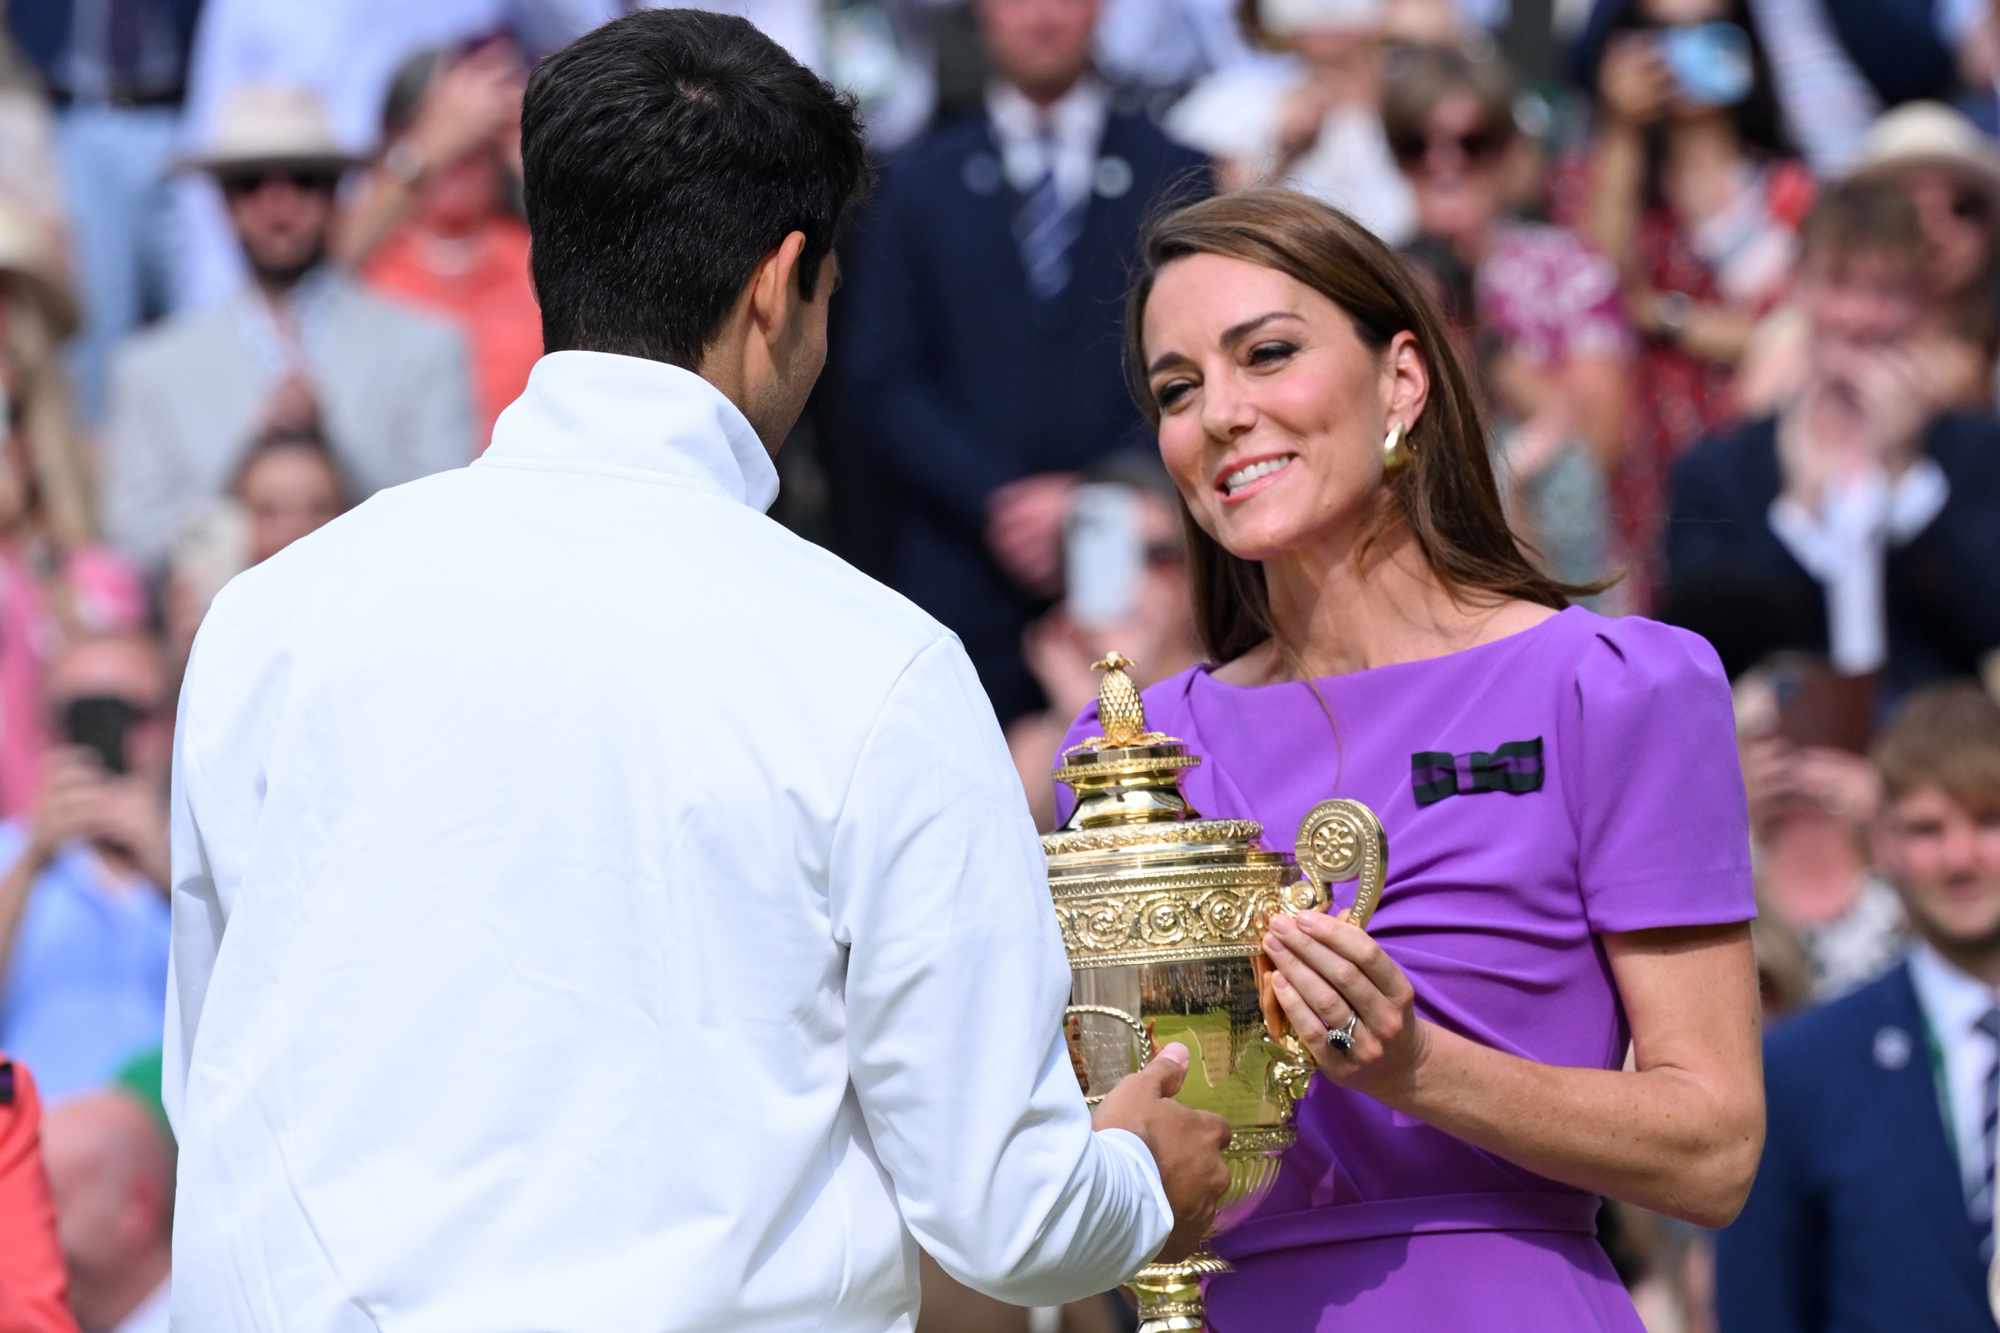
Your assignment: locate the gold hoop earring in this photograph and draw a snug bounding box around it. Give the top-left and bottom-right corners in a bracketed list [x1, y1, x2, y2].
[1382, 421, 1408, 472]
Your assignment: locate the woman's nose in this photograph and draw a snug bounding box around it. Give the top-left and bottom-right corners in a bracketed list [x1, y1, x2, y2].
[1199, 379, 1256, 441]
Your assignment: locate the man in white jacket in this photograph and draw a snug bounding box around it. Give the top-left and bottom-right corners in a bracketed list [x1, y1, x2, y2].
[162, 10, 1228, 1332]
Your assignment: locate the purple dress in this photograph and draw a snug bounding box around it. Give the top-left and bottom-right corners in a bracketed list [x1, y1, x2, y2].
[1055, 608, 1754, 1331]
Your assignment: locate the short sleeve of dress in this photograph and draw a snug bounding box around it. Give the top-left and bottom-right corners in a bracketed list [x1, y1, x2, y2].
[1558, 616, 1756, 934]
[1050, 701, 1103, 829]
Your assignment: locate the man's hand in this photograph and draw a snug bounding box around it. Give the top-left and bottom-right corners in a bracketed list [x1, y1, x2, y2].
[409, 43, 525, 171]
[81, 775, 171, 886]
[25, 749, 169, 885]
[986, 473, 1078, 597]
[26, 748, 108, 869]
[1840, 343, 1933, 472]
[1092, 1042, 1232, 1264]
[255, 372, 321, 436]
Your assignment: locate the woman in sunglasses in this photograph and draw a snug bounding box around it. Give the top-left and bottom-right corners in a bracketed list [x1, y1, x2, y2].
[1571, 0, 1807, 604]
[1384, 41, 1622, 602]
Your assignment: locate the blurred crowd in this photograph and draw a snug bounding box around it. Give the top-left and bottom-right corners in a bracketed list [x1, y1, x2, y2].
[0, 0, 1996, 1331]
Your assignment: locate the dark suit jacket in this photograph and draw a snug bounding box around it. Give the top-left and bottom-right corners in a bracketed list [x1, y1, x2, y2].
[9, 0, 203, 95]
[1660, 413, 2000, 695]
[831, 104, 1208, 724]
[1717, 961, 1998, 1332]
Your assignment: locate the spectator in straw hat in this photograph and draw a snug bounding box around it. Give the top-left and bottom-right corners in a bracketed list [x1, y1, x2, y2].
[1851, 103, 2000, 407]
[1739, 102, 2000, 416]
[101, 85, 474, 572]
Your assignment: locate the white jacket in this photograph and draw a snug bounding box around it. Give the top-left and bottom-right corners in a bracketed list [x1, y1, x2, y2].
[165, 350, 1169, 1332]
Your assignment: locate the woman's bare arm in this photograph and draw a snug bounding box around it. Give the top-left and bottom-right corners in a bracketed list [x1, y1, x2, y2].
[1264, 913, 1764, 1227]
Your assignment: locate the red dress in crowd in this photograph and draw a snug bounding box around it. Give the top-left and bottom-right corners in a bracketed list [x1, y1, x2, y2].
[1553, 155, 1813, 604]
[1619, 161, 1813, 599]
[0, 1059, 77, 1332]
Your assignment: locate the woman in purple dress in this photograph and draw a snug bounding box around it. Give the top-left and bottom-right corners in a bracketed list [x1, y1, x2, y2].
[1057, 188, 1763, 1329]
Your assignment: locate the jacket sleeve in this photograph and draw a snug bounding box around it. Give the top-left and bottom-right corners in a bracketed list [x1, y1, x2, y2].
[828, 634, 1171, 1305]
[101, 344, 190, 571]
[163, 603, 230, 1142]
[1714, 1042, 1822, 1333]
[401, 321, 477, 478]
[1659, 439, 1743, 598]
[0, 1060, 80, 1333]
[1893, 425, 2000, 664]
[836, 168, 1015, 534]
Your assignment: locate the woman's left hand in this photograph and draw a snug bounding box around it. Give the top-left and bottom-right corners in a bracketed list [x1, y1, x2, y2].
[1262, 911, 1429, 1101]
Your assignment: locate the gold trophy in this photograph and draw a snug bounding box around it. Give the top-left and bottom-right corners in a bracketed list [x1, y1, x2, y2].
[1044, 653, 1387, 1333]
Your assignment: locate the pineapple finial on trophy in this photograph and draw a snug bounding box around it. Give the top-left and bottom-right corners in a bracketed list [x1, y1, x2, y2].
[1090, 652, 1149, 746]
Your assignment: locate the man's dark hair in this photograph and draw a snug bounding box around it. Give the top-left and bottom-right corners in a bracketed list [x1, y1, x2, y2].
[521, 10, 867, 368]
[1800, 177, 1925, 271]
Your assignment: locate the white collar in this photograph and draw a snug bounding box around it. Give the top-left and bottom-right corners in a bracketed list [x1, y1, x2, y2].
[1909, 938, 2000, 1043]
[478, 351, 780, 513]
[985, 77, 1108, 151]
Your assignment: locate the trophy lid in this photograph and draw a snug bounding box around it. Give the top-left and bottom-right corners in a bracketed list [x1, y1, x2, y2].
[1043, 652, 1300, 967]
[1044, 652, 1271, 857]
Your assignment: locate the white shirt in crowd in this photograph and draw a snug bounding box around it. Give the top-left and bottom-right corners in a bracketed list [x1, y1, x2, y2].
[987, 78, 1110, 208]
[164, 351, 1170, 1332]
[1767, 456, 1949, 675]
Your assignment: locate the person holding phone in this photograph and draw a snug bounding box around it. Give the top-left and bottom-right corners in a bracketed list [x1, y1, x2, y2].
[1572, 0, 1808, 604]
[0, 632, 171, 1106]
[1008, 453, 1202, 829]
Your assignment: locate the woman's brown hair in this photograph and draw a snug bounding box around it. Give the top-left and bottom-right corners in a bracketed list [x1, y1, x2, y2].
[1122, 187, 1597, 664]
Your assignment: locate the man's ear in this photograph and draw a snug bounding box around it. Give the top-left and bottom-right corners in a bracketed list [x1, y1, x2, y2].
[747, 230, 810, 342]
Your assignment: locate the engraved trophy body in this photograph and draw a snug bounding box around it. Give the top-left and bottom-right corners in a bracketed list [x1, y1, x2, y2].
[1044, 655, 1387, 1333]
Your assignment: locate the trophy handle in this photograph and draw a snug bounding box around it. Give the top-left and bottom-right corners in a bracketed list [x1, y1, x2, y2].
[1293, 799, 1389, 931]
[1064, 1004, 1153, 1107]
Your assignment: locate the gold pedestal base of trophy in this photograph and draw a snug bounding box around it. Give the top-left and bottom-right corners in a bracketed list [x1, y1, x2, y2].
[1130, 1250, 1231, 1333]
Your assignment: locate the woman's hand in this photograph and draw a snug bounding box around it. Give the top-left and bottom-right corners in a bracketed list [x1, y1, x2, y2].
[1597, 35, 1673, 128]
[1261, 911, 1430, 1101]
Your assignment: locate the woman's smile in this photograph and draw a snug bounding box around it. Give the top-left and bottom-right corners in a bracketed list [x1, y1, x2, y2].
[1218, 452, 1298, 502]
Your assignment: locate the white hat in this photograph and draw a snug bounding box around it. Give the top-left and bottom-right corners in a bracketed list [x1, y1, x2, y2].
[183, 85, 359, 177]
[1260, 0, 1386, 36]
[1849, 101, 2000, 188]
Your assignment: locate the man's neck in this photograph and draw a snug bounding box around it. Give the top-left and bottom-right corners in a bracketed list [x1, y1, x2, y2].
[251, 260, 328, 310]
[72, 1249, 168, 1332]
[1920, 932, 2000, 992]
[1007, 72, 1085, 112]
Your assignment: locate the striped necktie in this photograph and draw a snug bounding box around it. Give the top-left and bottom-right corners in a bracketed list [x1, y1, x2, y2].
[1014, 127, 1085, 301]
[1972, 1007, 2000, 1262]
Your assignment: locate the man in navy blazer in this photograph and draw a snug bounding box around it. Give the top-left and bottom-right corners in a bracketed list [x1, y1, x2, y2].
[1718, 683, 2000, 1332]
[1660, 179, 2000, 695]
[832, 0, 1208, 724]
